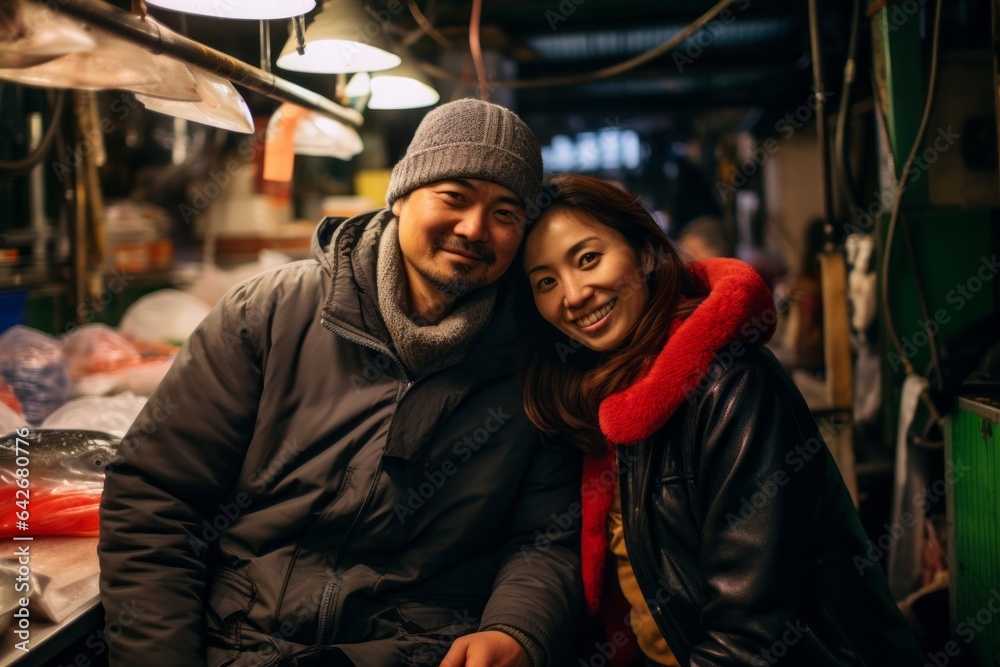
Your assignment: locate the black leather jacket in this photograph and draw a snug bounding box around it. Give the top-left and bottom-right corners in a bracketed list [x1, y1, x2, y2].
[616, 345, 924, 666]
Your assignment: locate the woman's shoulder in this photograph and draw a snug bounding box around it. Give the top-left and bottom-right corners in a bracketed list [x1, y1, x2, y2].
[690, 342, 802, 408]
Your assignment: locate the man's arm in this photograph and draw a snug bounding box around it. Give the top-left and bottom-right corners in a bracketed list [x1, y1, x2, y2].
[463, 434, 583, 667]
[98, 282, 264, 666]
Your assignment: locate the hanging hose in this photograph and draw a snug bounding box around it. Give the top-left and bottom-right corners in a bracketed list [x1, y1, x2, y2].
[806, 0, 834, 248]
[834, 0, 862, 229]
[877, 0, 944, 422]
[0, 89, 66, 178]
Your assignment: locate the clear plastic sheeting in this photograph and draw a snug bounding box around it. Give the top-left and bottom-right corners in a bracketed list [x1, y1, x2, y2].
[0, 8, 200, 102]
[136, 65, 254, 133]
[0, 537, 100, 625]
[0, 403, 26, 439]
[119, 289, 212, 345]
[0, 430, 119, 538]
[60, 324, 142, 379]
[0, 326, 69, 426]
[41, 393, 146, 438]
[0, 0, 97, 69]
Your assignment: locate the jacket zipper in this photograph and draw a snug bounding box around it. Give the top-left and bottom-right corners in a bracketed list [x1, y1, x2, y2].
[310, 317, 499, 643]
[321, 317, 412, 385]
[269, 319, 411, 637]
[313, 374, 421, 643]
[619, 442, 693, 660]
[312, 318, 417, 642]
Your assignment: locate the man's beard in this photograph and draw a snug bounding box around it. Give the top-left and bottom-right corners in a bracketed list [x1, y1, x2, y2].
[415, 263, 487, 298]
[418, 237, 497, 298]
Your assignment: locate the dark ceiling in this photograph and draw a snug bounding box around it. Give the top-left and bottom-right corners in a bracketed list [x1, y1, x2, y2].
[103, 0, 991, 159]
[135, 0, 840, 139]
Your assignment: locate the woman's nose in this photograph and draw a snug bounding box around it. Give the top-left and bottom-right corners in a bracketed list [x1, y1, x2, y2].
[563, 280, 594, 309]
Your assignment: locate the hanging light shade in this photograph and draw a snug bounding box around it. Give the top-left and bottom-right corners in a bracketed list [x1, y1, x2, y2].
[0, 0, 96, 69]
[136, 66, 254, 133]
[145, 0, 316, 20]
[276, 0, 400, 74]
[0, 15, 200, 101]
[266, 103, 363, 159]
[293, 113, 363, 158]
[344, 57, 439, 110]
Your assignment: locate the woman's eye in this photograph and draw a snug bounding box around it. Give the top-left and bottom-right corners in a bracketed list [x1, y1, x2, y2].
[580, 252, 599, 266]
[535, 277, 555, 290]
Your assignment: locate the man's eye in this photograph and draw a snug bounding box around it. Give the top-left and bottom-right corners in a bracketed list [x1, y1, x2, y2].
[496, 209, 524, 224]
[443, 191, 464, 201]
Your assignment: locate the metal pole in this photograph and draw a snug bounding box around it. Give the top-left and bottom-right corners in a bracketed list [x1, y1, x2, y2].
[806, 0, 833, 247]
[38, 0, 364, 130]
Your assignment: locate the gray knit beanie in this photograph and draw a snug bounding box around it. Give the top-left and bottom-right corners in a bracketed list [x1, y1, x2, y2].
[385, 98, 542, 209]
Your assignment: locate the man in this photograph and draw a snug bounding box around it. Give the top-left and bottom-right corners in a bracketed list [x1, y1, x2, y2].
[99, 99, 581, 667]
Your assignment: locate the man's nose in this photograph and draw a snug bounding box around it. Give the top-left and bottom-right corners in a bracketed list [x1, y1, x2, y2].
[452, 208, 490, 243]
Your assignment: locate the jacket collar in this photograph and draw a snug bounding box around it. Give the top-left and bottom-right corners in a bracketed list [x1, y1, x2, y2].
[599, 257, 777, 445]
[314, 209, 521, 381]
[581, 257, 775, 616]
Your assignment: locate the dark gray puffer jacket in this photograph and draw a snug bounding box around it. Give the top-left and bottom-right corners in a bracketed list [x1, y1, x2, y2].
[98, 210, 582, 667]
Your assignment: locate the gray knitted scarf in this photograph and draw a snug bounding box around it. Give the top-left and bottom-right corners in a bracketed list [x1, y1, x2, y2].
[376, 218, 496, 378]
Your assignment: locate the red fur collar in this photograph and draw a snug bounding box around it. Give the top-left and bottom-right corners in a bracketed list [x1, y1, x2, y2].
[580, 258, 775, 618]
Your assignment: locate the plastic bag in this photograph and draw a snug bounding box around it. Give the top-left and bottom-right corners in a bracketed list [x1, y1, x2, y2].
[0, 326, 69, 426]
[0, 376, 22, 415]
[41, 392, 146, 438]
[60, 323, 141, 378]
[0, 429, 118, 538]
[0, 402, 27, 438]
[119, 289, 212, 345]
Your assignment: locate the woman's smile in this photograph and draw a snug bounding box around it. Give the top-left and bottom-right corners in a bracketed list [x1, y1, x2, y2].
[524, 209, 650, 352]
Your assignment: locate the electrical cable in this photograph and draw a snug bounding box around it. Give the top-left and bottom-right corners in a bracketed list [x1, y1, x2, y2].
[900, 209, 944, 391]
[406, 0, 452, 49]
[415, 0, 736, 89]
[876, 0, 944, 422]
[834, 0, 862, 229]
[0, 89, 66, 177]
[469, 0, 489, 101]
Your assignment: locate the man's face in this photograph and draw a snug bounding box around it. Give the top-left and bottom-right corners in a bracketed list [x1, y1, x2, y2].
[392, 178, 527, 300]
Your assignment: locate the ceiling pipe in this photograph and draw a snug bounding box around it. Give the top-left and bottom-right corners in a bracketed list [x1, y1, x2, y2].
[32, 0, 364, 130]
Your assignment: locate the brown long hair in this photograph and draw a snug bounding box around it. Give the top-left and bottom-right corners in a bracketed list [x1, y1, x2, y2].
[517, 175, 707, 453]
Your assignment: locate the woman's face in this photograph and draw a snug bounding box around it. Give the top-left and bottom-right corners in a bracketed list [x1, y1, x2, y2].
[524, 208, 651, 352]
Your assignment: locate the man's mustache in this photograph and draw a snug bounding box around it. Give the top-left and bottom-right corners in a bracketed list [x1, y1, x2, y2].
[433, 238, 496, 265]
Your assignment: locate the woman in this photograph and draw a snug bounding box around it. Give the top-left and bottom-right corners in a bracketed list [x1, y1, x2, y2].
[518, 174, 923, 666]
